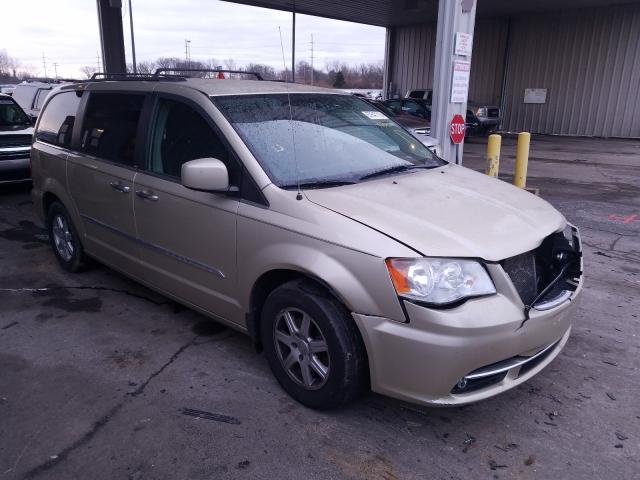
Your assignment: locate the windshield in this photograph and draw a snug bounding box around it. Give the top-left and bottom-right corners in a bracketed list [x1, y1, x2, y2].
[214, 93, 445, 188]
[0, 99, 31, 127]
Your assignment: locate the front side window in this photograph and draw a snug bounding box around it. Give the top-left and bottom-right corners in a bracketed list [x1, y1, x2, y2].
[35, 91, 82, 147]
[80, 93, 144, 166]
[215, 93, 444, 188]
[0, 98, 31, 127]
[149, 98, 237, 183]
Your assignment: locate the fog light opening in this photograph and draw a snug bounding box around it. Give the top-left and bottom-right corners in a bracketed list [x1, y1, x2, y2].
[457, 378, 468, 390]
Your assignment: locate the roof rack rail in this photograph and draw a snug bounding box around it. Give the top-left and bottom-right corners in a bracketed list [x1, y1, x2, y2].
[89, 72, 186, 82]
[22, 77, 81, 84]
[153, 68, 264, 80]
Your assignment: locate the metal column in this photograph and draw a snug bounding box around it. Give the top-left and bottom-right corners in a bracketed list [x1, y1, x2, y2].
[382, 27, 395, 100]
[431, 0, 477, 164]
[96, 0, 127, 73]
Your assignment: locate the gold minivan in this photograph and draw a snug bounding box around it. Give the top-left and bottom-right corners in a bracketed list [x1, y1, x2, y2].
[30, 75, 583, 409]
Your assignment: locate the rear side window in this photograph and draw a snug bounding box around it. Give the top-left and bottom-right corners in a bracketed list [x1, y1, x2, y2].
[80, 93, 144, 166]
[408, 90, 425, 99]
[36, 91, 82, 148]
[34, 89, 51, 110]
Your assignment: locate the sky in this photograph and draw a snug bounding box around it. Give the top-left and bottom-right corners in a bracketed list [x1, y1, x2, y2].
[2, 0, 386, 78]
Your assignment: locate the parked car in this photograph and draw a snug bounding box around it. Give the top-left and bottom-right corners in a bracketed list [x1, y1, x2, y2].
[0, 93, 33, 184]
[12, 81, 55, 122]
[383, 98, 431, 121]
[31, 78, 583, 409]
[468, 102, 501, 134]
[0, 85, 16, 95]
[365, 99, 433, 146]
[405, 89, 501, 134]
[405, 88, 433, 104]
[465, 109, 482, 137]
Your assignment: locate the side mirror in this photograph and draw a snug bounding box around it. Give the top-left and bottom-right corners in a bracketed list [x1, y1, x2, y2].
[181, 158, 230, 192]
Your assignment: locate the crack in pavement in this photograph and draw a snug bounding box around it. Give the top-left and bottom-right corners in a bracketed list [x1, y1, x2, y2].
[19, 335, 204, 479]
[21, 404, 124, 480]
[128, 335, 199, 397]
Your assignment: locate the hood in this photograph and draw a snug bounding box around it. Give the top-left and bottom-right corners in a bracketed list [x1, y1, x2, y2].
[0, 126, 34, 136]
[304, 165, 565, 261]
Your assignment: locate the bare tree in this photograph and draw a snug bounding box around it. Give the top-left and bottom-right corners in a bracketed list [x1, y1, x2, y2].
[136, 60, 157, 74]
[245, 63, 277, 80]
[80, 65, 97, 79]
[0, 49, 19, 79]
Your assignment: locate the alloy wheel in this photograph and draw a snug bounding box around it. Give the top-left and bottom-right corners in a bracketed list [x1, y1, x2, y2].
[51, 214, 74, 262]
[273, 308, 331, 390]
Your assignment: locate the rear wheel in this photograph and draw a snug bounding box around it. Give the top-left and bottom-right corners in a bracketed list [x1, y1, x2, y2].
[47, 201, 87, 272]
[261, 279, 368, 409]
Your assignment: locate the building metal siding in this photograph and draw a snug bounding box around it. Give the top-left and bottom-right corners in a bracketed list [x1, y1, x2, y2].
[388, 23, 438, 97]
[387, 3, 640, 137]
[388, 19, 508, 102]
[389, 23, 434, 97]
[502, 3, 640, 137]
[467, 19, 508, 106]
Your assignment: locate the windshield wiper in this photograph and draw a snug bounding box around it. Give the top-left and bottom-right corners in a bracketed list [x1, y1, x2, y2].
[359, 164, 430, 181]
[281, 180, 357, 190]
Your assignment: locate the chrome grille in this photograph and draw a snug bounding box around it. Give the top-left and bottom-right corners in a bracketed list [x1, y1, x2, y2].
[0, 134, 31, 148]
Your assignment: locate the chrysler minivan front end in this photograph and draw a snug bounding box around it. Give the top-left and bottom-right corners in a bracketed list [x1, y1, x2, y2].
[354, 225, 582, 406]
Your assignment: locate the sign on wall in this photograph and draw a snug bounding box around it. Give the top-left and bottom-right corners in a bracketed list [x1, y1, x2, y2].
[524, 88, 548, 104]
[454, 32, 473, 56]
[450, 60, 471, 103]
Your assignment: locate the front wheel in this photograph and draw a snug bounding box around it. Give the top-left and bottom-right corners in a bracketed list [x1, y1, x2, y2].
[261, 279, 368, 409]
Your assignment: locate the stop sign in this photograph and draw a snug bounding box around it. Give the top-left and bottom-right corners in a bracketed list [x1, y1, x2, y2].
[450, 114, 466, 144]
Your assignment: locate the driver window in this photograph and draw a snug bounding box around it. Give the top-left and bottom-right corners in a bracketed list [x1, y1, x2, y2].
[150, 98, 234, 181]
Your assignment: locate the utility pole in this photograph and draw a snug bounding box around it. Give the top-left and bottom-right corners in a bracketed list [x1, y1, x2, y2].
[96, 51, 102, 72]
[42, 53, 47, 78]
[291, 7, 296, 83]
[128, 0, 137, 73]
[310, 34, 314, 85]
[53, 62, 59, 79]
[184, 39, 191, 69]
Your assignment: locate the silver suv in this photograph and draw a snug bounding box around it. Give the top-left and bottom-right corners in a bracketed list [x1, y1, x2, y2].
[31, 75, 583, 409]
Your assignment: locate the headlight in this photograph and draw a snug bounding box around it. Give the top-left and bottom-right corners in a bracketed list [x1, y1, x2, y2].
[386, 258, 496, 305]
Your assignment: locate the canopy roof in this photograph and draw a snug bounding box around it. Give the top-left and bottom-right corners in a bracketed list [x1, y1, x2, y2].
[222, 0, 639, 27]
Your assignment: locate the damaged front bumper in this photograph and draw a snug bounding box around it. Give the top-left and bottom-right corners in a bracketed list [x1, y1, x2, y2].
[353, 226, 583, 407]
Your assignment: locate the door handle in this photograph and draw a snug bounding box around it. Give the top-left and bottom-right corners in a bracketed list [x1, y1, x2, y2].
[109, 181, 131, 194]
[136, 190, 159, 202]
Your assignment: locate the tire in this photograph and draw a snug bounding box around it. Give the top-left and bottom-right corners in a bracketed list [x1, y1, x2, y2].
[261, 279, 368, 409]
[47, 201, 87, 272]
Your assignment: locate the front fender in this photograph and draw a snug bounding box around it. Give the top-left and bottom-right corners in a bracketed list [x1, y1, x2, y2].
[237, 216, 408, 324]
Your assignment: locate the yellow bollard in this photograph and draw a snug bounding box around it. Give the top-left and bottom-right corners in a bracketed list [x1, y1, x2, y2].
[513, 132, 531, 188]
[485, 134, 502, 178]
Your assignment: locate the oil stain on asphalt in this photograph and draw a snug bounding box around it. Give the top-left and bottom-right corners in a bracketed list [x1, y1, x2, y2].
[0, 220, 48, 244]
[191, 320, 227, 336]
[41, 296, 103, 313]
